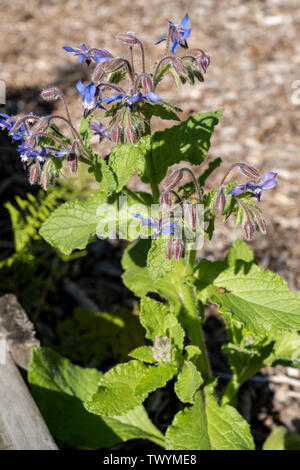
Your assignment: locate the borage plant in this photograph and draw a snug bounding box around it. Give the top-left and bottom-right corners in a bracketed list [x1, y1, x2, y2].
[3, 14, 300, 451]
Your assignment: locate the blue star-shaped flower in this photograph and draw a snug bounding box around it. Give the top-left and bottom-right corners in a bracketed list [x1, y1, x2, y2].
[155, 14, 191, 55]
[90, 121, 112, 142]
[102, 91, 162, 109]
[229, 172, 278, 201]
[132, 213, 174, 237]
[0, 113, 27, 141]
[76, 80, 104, 115]
[63, 44, 112, 64]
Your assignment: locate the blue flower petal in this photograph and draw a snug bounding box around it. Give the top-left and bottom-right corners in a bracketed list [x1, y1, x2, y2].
[260, 172, 277, 185]
[180, 13, 190, 29]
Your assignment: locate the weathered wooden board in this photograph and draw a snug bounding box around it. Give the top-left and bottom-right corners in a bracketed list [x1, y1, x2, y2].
[0, 294, 58, 450]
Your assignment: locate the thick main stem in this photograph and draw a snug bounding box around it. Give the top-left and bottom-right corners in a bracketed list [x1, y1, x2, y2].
[180, 282, 212, 383]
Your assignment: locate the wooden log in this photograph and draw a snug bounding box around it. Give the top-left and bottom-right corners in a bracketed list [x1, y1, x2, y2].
[0, 294, 58, 450]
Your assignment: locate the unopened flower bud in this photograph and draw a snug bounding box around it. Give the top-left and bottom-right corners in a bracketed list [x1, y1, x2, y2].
[29, 162, 40, 185]
[165, 238, 173, 260]
[103, 57, 125, 73]
[41, 87, 61, 101]
[92, 64, 105, 84]
[173, 239, 185, 260]
[67, 151, 78, 174]
[214, 185, 226, 216]
[116, 32, 138, 46]
[164, 169, 184, 191]
[196, 52, 210, 74]
[238, 163, 260, 180]
[252, 208, 267, 234]
[111, 124, 121, 144]
[160, 192, 172, 212]
[183, 200, 196, 230]
[242, 220, 254, 241]
[172, 57, 187, 78]
[126, 125, 135, 145]
[141, 74, 154, 94]
[31, 117, 49, 136]
[40, 160, 52, 190]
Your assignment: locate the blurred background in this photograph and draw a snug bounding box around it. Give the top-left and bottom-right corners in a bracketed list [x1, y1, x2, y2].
[0, 0, 300, 448]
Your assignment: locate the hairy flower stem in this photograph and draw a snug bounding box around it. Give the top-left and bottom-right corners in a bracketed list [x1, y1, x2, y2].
[48, 115, 91, 157]
[136, 39, 146, 74]
[129, 46, 135, 75]
[144, 121, 160, 203]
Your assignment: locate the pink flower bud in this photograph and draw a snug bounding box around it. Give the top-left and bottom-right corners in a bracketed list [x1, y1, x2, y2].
[41, 87, 61, 101]
[29, 162, 40, 185]
[183, 200, 196, 230]
[160, 192, 172, 212]
[31, 118, 49, 136]
[196, 52, 210, 74]
[126, 125, 135, 145]
[67, 151, 78, 174]
[111, 125, 121, 144]
[40, 161, 52, 190]
[164, 169, 184, 191]
[173, 239, 185, 260]
[252, 208, 267, 234]
[92, 64, 105, 84]
[238, 163, 260, 180]
[141, 74, 154, 94]
[172, 57, 187, 78]
[214, 186, 226, 216]
[116, 32, 138, 46]
[242, 220, 254, 241]
[103, 57, 125, 73]
[165, 238, 173, 260]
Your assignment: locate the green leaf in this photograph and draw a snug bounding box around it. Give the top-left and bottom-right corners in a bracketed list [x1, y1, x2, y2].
[129, 346, 156, 363]
[267, 330, 300, 367]
[122, 239, 154, 297]
[89, 156, 117, 195]
[175, 361, 203, 403]
[140, 102, 181, 121]
[227, 239, 255, 265]
[165, 389, 254, 450]
[151, 110, 223, 183]
[29, 348, 163, 448]
[194, 259, 300, 335]
[85, 360, 176, 419]
[263, 426, 300, 450]
[135, 363, 177, 396]
[40, 192, 107, 255]
[205, 391, 255, 450]
[109, 136, 150, 191]
[165, 392, 211, 450]
[85, 361, 148, 416]
[147, 238, 176, 282]
[103, 406, 164, 447]
[140, 297, 185, 349]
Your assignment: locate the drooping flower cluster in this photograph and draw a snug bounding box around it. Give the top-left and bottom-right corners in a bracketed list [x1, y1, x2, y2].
[214, 162, 278, 240]
[0, 13, 211, 189]
[62, 13, 210, 144]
